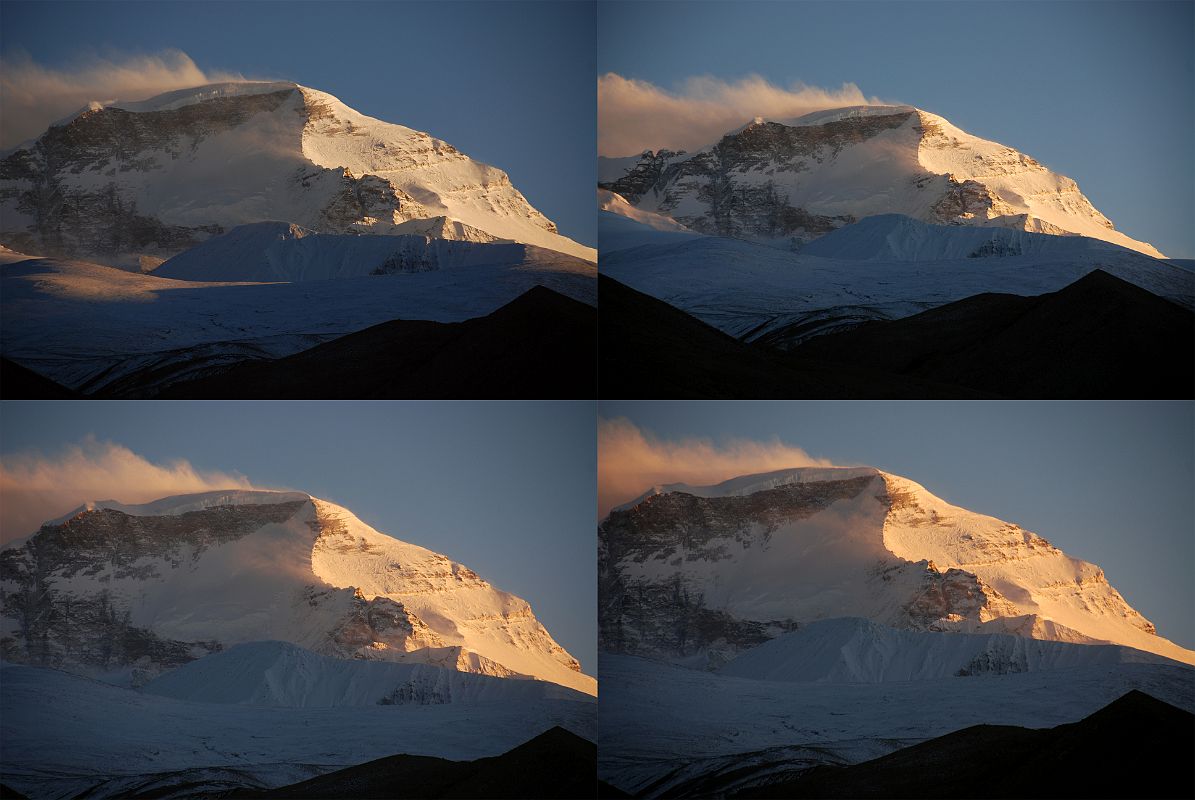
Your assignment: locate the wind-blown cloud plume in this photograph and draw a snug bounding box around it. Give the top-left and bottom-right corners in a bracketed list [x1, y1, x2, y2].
[598, 417, 836, 518]
[0, 437, 255, 543]
[0, 49, 244, 149]
[598, 72, 885, 156]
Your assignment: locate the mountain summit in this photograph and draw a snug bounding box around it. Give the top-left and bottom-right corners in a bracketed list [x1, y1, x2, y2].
[0, 489, 595, 695]
[599, 105, 1162, 257]
[600, 466, 1193, 668]
[0, 81, 595, 267]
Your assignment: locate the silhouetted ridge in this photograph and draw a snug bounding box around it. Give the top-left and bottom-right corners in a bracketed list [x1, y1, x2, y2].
[0, 357, 79, 399]
[792, 268, 1194, 397]
[736, 690, 1194, 799]
[598, 274, 976, 399]
[115, 286, 596, 399]
[251, 726, 595, 799]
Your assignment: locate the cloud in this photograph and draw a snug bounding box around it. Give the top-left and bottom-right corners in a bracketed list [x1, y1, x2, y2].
[0, 49, 245, 149]
[597, 417, 837, 518]
[0, 437, 255, 543]
[598, 72, 887, 157]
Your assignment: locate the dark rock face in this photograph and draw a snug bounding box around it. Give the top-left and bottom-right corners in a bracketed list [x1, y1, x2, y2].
[0, 88, 416, 261]
[0, 501, 305, 677]
[600, 113, 912, 245]
[598, 476, 1024, 664]
[600, 150, 684, 203]
[599, 478, 877, 661]
[0, 90, 299, 260]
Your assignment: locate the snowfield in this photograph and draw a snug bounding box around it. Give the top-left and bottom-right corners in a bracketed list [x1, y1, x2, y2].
[598, 652, 1195, 797]
[598, 211, 1193, 346]
[0, 240, 595, 393]
[2, 658, 595, 800]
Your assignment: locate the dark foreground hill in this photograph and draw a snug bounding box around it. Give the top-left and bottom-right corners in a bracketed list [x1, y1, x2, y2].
[792, 269, 1194, 398]
[597, 275, 977, 399]
[123, 286, 595, 399]
[0, 357, 78, 399]
[599, 270, 1193, 398]
[737, 690, 1194, 799]
[237, 726, 595, 800]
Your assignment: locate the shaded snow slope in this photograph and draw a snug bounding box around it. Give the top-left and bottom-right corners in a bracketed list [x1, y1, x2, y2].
[599, 189, 694, 233]
[600, 467, 1195, 667]
[1, 660, 594, 800]
[0, 250, 595, 393]
[717, 617, 1180, 683]
[600, 105, 1161, 257]
[598, 653, 1194, 797]
[598, 212, 1192, 346]
[0, 81, 594, 264]
[800, 213, 1130, 262]
[142, 640, 590, 707]
[152, 221, 564, 282]
[0, 490, 594, 695]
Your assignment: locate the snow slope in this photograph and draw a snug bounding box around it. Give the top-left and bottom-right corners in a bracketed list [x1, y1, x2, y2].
[598, 653, 1195, 797]
[1, 659, 594, 800]
[600, 467, 1195, 668]
[799, 213, 1130, 261]
[152, 221, 567, 282]
[142, 640, 589, 707]
[598, 212, 1193, 346]
[717, 617, 1180, 683]
[0, 247, 595, 392]
[600, 105, 1161, 257]
[0, 81, 594, 264]
[0, 490, 595, 695]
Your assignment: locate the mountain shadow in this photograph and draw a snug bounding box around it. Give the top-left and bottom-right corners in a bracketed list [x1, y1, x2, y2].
[736, 690, 1194, 799]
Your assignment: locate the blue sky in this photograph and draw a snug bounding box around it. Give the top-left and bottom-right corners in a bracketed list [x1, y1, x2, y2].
[0, 401, 598, 673]
[600, 400, 1195, 649]
[598, 0, 1194, 259]
[0, 0, 597, 247]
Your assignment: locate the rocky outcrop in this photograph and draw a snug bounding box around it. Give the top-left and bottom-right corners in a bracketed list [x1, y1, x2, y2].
[0, 502, 304, 680]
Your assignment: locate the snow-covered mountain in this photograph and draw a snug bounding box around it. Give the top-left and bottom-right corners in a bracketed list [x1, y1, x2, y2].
[599, 105, 1162, 257]
[0, 489, 595, 695]
[600, 467, 1195, 669]
[0, 81, 594, 267]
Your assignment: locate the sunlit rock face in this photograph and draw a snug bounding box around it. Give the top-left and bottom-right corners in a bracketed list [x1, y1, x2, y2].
[0, 490, 594, 694]
[0, 81, 594, 269]
[600, 106, 1162, 257]
[599, 467, 1192, 669]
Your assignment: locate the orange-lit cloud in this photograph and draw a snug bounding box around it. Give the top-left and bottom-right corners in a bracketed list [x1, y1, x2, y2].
[0, 437, 255, 543]
[598, 72, 886, 156]
[0, 48, 246, 149]
[597, 417, 836, 518]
